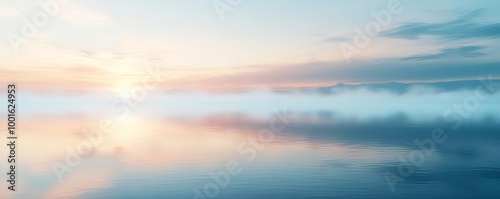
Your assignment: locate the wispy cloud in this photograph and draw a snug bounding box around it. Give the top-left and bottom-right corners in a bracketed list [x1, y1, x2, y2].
[59, 5, 110, 28]
[157, 59, 500, 92]
[321, 36, 351, 43]
[381, 9, 500, 40]
[382, 46, 484, 62]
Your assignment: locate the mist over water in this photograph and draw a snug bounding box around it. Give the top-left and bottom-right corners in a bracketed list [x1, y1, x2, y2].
[15, 84, 500, 123]
[1, 85, 499, 199]
[1, 0, 500, 198]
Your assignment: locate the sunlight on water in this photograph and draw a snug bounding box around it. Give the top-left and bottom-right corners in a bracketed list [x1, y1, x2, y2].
[1, 90, 499, 199]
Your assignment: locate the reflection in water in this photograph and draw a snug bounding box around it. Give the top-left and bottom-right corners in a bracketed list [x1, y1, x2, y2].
[1, 108, 499, 199]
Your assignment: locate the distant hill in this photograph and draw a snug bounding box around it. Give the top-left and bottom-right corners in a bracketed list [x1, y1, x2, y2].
[273, 79, 500, 95]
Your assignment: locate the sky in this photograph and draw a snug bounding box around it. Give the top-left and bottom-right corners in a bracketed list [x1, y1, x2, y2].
[1, 2, 500, 198]
[0, 0, 499, 93]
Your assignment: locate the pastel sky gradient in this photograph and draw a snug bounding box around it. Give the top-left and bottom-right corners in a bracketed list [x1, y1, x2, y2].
[0, 0, 499, 92]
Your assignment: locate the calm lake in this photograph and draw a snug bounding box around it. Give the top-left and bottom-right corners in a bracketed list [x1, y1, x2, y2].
[2, 89, 500, 199]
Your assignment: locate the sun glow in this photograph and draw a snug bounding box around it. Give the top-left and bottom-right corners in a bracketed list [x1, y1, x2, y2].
[114, 116, 145, 141]
[111, 80, 135, 95]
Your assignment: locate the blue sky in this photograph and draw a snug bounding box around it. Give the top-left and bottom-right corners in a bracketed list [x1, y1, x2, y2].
[0, 0, 499, 92]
